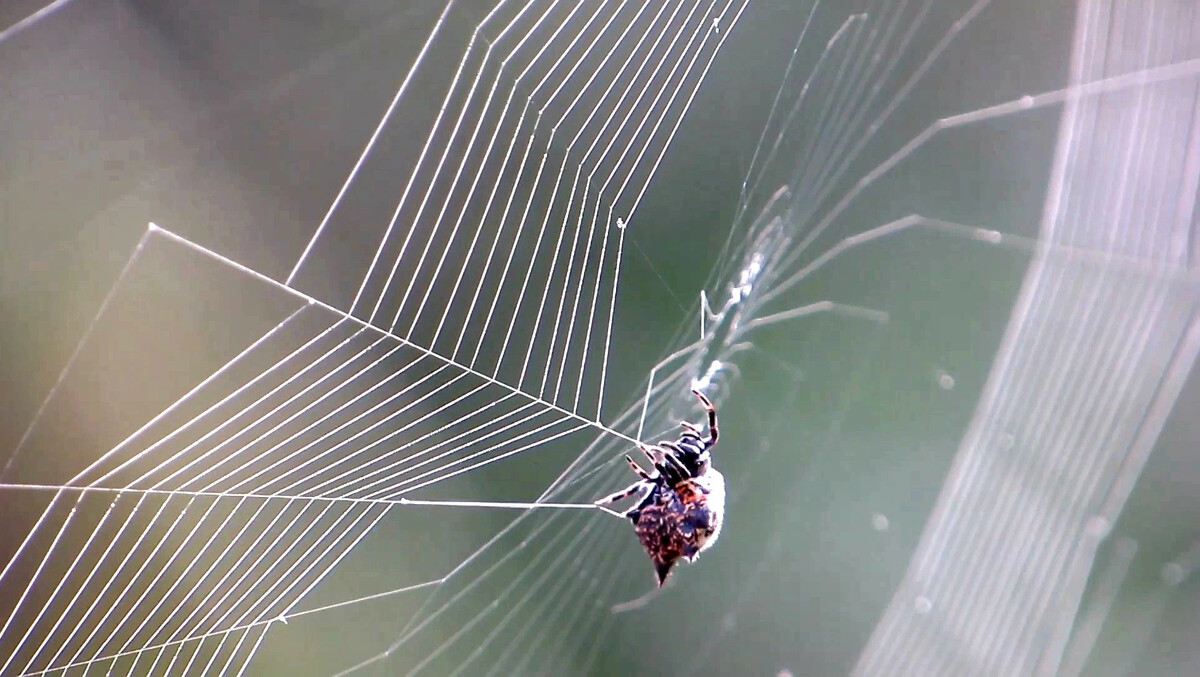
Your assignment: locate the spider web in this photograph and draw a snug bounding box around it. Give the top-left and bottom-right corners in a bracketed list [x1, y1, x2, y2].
[2, 0, 1199, 675]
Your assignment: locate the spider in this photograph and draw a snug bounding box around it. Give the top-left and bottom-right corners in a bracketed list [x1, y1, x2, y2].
[594, 389, 725, 587]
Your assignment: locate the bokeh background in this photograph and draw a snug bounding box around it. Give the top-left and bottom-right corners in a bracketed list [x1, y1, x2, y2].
[1, 0, 1197, 675]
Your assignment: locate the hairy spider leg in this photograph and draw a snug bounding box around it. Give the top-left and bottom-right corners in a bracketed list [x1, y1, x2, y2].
[639, 442, 685, 485]
[636, 441, 669, 474]
[691, 388, 718, 447]
[624, 454, 653, 481]
[657, 442, 694, 477]
[593, 481, 650, 510]
[677, 421, 704, 450]
[636, 441, 659, 464]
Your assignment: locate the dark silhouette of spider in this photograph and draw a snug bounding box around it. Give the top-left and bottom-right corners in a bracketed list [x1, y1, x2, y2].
[595, 389, 725, 586]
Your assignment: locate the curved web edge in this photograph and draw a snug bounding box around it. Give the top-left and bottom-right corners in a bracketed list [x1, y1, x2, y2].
[854, 1, 1200, 674]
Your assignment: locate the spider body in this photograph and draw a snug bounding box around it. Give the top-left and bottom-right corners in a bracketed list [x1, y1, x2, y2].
[595, 389, 725, 586]
[630, 469, 725, 585]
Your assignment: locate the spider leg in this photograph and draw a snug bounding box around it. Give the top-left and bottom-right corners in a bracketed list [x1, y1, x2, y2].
[638, 442, 683, 485]
[691, 389, 718, 447]
[657, 442, 692, 478]
[637, 442, 670, 476]
[680, 420, 703, 436]
[624, 454, 653, 481]
[593, 481, 648, 508]
[636, 441, 659, 465]
[594, 504, 627, 518]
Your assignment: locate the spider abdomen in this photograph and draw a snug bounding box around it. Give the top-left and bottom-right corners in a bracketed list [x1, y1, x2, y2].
[633, 471, 725, 586]
[592, 389, 725, 589]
